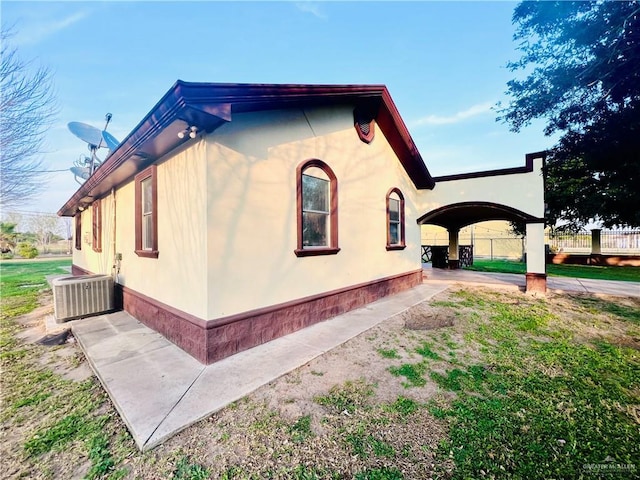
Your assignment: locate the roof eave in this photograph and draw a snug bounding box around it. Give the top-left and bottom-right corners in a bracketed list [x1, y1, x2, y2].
[58, 82, 434, 217]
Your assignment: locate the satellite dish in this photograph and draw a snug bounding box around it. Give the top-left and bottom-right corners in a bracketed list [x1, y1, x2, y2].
[102, 130, 120, 151]
[68, 122, 105, 148]
[68, 113, 114, 182]
[70, 166, 90, 184]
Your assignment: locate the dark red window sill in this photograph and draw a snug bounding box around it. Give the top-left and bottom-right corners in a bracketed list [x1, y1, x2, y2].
[135, 249, 159, 258]
[294, 247, 341, 257]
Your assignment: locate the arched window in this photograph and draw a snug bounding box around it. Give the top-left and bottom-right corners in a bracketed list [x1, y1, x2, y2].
[386, 188, 406, 250]
[295, 159, 340, 257]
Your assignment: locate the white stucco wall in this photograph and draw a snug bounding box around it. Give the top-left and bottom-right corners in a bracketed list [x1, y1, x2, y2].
[203, 106, 422, 319]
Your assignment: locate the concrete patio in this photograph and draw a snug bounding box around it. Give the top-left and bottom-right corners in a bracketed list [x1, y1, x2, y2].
[69, 268, 639, 451]
[71, 282, 449, 451]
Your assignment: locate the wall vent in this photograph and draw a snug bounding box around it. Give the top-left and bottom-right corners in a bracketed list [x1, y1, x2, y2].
[53, 274, 114, 322]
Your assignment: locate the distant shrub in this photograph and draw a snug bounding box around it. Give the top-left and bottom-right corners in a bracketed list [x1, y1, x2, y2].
[17, 243, 38, 259]
[1, 252, 14, 260]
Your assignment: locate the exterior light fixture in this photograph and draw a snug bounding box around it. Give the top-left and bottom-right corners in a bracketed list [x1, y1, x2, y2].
[178, 126, 198, 139]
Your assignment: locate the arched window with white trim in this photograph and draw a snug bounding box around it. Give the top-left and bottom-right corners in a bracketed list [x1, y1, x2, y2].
[295, 159, 340, 257]
[386, 188, 406, 250]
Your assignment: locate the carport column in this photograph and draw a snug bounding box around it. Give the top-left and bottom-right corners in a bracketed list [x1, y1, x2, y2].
[448, 228, 460, 269]
[525, 222, 547, 293]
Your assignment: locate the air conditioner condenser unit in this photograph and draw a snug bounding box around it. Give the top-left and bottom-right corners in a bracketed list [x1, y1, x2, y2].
[53, 274, 115, 322]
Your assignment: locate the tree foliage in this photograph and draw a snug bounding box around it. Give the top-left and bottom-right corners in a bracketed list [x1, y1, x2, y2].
[16, 242, 38, 259]
[0, 28, 58, 207]
[0, 221, 18, 252]
[28, 213, 61, 253]
[499, 1, 640, 228]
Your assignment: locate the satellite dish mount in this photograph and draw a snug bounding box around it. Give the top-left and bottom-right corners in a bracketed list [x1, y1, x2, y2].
[68, 113, 120, 184]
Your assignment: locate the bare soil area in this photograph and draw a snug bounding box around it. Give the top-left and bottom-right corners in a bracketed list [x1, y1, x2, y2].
[3, 286, 639, 479]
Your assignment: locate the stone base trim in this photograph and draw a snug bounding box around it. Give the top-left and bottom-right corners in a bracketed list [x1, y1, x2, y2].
[203, 269, 423, 363]
[448, 260, 460, 270]
[117, 285, 210, 362]
[72, 265, 422, 364]
[525, 272, 547, 294]
[72, 265, 93, 276]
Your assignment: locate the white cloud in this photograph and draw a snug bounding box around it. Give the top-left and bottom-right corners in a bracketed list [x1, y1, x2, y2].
[14, 11, 89, 46]
[294, 2, 327, 19]
[414, 102, 494, 126]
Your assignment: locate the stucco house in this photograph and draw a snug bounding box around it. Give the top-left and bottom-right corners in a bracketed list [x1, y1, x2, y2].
[58, 81, 547, 364]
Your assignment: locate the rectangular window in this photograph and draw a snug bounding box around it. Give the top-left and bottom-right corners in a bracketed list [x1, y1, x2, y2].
[75, 213, 82, 250]
[92, 199, 102, 252]
[135, 165, 159, 258]
[388, 197, 400, 245]
[302, 174, 329, 247]
[141, 177, 153, 250]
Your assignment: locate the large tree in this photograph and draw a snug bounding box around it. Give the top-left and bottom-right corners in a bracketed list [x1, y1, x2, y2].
[0, 28, 58, 207]
[28, 213, 61, 254]
[499, 1, 640, 229]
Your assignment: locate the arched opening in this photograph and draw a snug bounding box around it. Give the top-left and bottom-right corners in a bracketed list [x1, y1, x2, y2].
[417, 201, 541, 230]
[418, 201, 547, 293]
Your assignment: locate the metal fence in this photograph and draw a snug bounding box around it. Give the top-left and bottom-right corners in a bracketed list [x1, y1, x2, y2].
[474, 237, 524, 259]
[545, 229, 640, 253]
[421, 245, 474, 267]
[421, 237, 525, 260]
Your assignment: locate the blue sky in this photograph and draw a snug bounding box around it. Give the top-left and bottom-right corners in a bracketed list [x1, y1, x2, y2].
[2, 1, 554, 214]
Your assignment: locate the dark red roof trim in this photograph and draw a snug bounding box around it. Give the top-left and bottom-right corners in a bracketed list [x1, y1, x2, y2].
[433, 151, 547, 183]
[58, 82, 434, 216]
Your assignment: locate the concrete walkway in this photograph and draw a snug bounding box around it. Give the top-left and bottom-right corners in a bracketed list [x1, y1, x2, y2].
[71, 269, 639, 451]
[72, 282, 449, 451]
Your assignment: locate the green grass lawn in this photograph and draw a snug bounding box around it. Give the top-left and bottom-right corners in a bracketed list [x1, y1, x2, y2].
[0, 258, 71, 318]
[425, 289, 640, 479]
[465, 258, 640, 282]
[1, 258, 129, 480]
[2, 259, 639, 479]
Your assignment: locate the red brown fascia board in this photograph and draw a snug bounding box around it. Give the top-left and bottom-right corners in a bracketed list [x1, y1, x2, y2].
[58, 82, 434, 217]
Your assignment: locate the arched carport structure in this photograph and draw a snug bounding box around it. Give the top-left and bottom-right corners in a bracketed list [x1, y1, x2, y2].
[416, 153, 548, 293]
[417, 201, 542, 230]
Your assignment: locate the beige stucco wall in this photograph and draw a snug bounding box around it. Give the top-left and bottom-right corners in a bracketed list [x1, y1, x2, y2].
[72, 107, 546, 321]
[72, 196, 116, 277]
[418, 156, 545, 219]
[416, 156, 546, 269]
[73, 142, 210, 319]
[203, 106, 422, 319]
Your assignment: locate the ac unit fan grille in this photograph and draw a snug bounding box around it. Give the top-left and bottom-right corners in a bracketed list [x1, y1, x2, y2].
[53, 275, 114, 322]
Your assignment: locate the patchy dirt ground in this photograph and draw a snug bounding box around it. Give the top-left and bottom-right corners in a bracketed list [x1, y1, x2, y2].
[13, 292, 93, 383]
[120, 292, 465, 479]
[3, 286, 639, 479]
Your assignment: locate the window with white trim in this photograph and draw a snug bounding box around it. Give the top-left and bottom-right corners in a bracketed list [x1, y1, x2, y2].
[75, 213, 82, 250]
[92, 199, 102, 252]
[135, 165, 159, 258]
[386, 188, 406, 250]
[295, 159, 339, 257]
